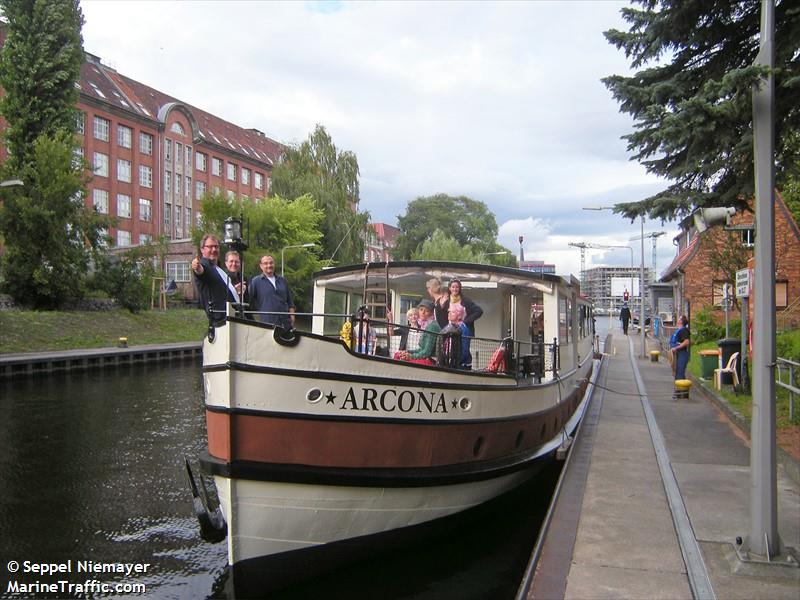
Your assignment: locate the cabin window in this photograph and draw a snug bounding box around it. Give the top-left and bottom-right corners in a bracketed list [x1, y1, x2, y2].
[323, 290, 347, 335]
[559, 297, 571, 343]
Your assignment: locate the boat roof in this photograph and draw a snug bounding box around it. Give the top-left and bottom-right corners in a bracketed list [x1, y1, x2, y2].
[312, 261, 573, 295]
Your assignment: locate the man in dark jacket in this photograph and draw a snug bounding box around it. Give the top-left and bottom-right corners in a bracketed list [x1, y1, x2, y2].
[619, 302, 632, 335]
[249, 255, 295, 328]
[192, 234, 240, 325]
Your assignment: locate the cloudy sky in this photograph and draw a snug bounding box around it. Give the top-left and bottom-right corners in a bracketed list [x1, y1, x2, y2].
[81, 0, 681, 277]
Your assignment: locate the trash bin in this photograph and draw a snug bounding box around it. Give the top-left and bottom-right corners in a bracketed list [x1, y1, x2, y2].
[717, 338, 741, 385]
[698, 349, 720, 379]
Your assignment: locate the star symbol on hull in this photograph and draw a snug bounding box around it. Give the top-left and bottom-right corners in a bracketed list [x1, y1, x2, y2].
[325, 391, 337, 404]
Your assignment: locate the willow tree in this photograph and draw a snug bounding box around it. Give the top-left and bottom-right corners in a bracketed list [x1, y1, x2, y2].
[603, 0, 800, 222]
[270, 125, 368, 265]
[0, 0, 108, 308]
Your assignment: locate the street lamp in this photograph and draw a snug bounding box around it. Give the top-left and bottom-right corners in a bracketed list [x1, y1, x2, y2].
[0, 179, 24, 188]
[584, 206, 646, 358]
[281, 243, 315, 276]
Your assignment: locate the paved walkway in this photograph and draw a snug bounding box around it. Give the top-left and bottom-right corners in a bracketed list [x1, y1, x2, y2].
[527, 328, 799, 599]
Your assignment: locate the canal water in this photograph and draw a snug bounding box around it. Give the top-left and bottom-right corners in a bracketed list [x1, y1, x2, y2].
[0, 361, 558, 599]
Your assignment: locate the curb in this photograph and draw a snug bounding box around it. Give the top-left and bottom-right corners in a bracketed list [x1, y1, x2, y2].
[690, 374, 800, 486]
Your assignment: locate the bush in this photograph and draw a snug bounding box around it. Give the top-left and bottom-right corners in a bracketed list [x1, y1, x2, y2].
[692, 306, 724, 343]
[777, 330, 800, 362]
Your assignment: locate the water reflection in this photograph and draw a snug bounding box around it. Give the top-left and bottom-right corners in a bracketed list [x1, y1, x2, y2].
[0, 360, 226, 599]
[0, 361, 556, 599]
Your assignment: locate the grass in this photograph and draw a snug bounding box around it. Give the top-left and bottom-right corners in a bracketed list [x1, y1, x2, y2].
[0, 308, 208, 353]
[688, 340, 799, 429]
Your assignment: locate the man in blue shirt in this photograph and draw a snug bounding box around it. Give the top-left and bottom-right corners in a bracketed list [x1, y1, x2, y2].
[249, 255, 295, 328]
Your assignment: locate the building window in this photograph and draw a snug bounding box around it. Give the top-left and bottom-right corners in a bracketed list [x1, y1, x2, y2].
[185, 146, 192, 170]
[93, 116, 110, 141]
[165, 139, 172, 163]
[776, 281, 788, 309]
[117, 158, 131, 183]
[140, 132, 153, 155]
[175, 174, 183, 201]
[740, 228, 755, 247]
[72, 146, 84, 169]
[185, 207, 192, 231]
[139, 165, 152, 188]
[76, 111, 85, 135]
[186, 176, 192, 199]
[227, 189, 235, 200]
[116, 230, 131, 247]
[93, 152, 109, 177]
[93, 189, 109, 213]
[164, 172, 172, 199]
[170, 122, 185, 135]
[175, 142, 183, 171]
[166, 261, 191, 283]
[254, 172, 263, 190]
[117, 124, 132, 149]
[227, 162, 236, 181]
[196, 180, 206, 200]
[139, 234, 152, 245]
[164, 202, 172, 226]
[117, 194, 131, 218]
[241, 168, 250, 186]
[212, 157, 222, 176]
[139, 198, 152, 222]
[196, 152, 207, 172]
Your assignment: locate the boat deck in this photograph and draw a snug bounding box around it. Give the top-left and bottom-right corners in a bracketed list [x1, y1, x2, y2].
[521, 328, 800, 599]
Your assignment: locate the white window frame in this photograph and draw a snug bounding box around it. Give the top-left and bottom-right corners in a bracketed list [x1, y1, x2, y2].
[116, 229, 132, 247]
[93, 152, 109, 177]
[227, 162, 236, 181]
[117, 158, 131, 183]
[166, 261, 191, 283]
[212, 157, 222, 176]
[139, 198, 152, 222]
[117, 194, 131, 218]
[254, 172, 263, 190]
[93, 189, 109, 214]
[93, 116, 110, 141]
[140, 132, 153, 155]
[76, 112, 85, 135]
[241, 167, 250, 185]
[196, 180, 206, 200]
[117, 124, 132, 149]
[139, 165, 153, 188]
[196, 152, 207, 172]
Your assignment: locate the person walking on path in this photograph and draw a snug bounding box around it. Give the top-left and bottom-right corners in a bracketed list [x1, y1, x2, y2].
[619, 302, 631, 335]
[249, 255, 296, 328]
[670, 315, 691, 379]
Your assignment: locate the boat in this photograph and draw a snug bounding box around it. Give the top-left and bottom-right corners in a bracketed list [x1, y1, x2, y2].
[191, 260, 598, 590]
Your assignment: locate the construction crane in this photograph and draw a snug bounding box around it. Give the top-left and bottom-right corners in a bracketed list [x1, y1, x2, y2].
[567, 242, 588, 282]
[629, 231, 666, 274]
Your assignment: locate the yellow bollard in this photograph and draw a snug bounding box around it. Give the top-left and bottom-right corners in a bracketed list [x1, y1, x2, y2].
[649, 350, 660, 362]
[118, 337, 128, 348]
[674, 378, 692, 400]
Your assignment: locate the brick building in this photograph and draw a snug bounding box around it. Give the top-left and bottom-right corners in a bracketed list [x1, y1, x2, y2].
[364, 223, 400, 263]
[660, 191, 800, 325]
[0, 28, 284, 296]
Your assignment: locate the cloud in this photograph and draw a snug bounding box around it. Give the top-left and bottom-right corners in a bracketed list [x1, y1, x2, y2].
[80, 0, 680, 278]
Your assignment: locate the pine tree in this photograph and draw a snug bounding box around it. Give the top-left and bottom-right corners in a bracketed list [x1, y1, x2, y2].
[603, 0, 800, 222]
[0, 0, 108, 308]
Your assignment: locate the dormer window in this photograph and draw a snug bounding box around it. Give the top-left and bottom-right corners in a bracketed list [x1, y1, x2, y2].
[170, 122, 185, 135]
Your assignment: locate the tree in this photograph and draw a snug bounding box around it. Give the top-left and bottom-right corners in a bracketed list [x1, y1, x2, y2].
[0, 0, 84, 170]
[270, 125, 369, 266]
[91, 238, 168, 313]
[603, 0, 800, 222]
[412, 230, 481, 262]
[0, 0, 107, 308]
[0, 134, 108, 308]
[394, 194, 501, 259]
[195, 191, 323, 311]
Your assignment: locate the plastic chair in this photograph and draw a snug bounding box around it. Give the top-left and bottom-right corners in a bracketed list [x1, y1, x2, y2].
[714, 352, 740, 390]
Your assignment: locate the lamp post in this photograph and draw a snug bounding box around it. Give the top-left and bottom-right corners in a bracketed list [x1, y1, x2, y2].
[281, 243, 315, 276]
[583, 206, 646, 357]
[223, 215, 248, 314]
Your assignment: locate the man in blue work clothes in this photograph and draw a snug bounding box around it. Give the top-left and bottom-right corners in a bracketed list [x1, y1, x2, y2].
[249, 255, 295, 328]
[670, 315, 691, 379]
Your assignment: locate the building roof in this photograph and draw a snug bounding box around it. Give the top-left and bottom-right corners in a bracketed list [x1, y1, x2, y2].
[370, 222, 401, 246]
[79, 52, 284, 166]
[660, 235, 700, 281]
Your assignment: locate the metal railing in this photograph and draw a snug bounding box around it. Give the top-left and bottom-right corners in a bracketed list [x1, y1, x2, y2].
[776, 357, 799, 422]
